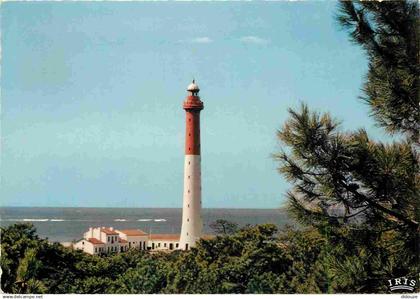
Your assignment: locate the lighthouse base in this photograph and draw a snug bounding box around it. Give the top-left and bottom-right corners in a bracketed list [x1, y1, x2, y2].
[179, 154, 202, 250]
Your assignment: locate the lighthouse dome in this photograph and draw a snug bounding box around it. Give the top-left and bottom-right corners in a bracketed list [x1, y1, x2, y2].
[187, 80, 200, 92]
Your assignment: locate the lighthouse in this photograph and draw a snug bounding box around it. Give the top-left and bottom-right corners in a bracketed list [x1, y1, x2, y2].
[179, 80, 204, 250]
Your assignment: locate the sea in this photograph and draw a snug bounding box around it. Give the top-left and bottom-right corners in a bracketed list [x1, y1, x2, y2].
[0, 207, 291, 242]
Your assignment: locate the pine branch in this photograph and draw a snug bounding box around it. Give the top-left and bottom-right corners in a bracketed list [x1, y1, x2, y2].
[341, 182, 419, 230]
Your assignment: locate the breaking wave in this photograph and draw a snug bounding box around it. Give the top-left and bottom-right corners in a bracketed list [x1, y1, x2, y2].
[22, 219, 49, 222]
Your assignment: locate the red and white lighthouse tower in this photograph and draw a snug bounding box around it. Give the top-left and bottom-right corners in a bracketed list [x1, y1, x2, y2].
[179, 80, 204, 250]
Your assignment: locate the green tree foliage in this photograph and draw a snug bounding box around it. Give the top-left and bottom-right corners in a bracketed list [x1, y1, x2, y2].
[164, 224, 327, 294]
[1, 223, 40, 292]
[15, 248, 46, 294]
[1, 223, 328, 294]
[110, 253, 171, 294]
[275, 105, 418, 292]
[276, 105, 418, 232]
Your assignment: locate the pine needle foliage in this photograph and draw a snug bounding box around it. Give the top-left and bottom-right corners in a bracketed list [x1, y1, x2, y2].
[337, 1, 419, 139]
[275, 0, 419, 293]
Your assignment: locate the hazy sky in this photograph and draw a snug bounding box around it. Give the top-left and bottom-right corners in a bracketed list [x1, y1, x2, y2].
[2, 2, 383, 208]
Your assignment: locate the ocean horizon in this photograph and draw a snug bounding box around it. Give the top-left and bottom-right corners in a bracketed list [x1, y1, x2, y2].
[0, 207, 291, 242]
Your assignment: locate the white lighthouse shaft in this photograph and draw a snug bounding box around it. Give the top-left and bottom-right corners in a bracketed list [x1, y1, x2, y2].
[179, 81, 204, 250]
[179, 155, 202, 250]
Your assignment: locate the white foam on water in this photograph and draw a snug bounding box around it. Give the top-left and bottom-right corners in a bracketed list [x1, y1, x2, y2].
[137, 219, 152, 222]
[22, 219, 49, 222]
[154, 219, 167, 222]
[50, 219, 65, 222]
[114, 219, 127, 222]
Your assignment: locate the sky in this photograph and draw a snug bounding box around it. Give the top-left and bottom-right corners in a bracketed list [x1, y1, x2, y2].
[1, 1, 384, 209]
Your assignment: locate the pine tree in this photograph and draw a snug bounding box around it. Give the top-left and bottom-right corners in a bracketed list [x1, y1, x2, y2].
[275, 0, 419, 293]
[337, 1, 419, 140]
[15, 248, 47, 293]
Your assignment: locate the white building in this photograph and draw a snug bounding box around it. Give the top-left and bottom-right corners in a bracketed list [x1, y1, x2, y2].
[115, 229, 148, 250]
[74, 227, 180, 255]
[74, 227, 128, 255]
[148, 234, 180, 251]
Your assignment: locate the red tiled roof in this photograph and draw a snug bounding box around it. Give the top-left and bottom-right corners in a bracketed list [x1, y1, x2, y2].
[150, 234, 180, 241]
[88, 238, 104, 245]
[118, 229, 148, 236]
[118, 238, 128, 244]
[101, 228, 119, 235]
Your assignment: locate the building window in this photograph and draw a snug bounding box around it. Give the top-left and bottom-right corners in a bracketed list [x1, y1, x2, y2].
[164, 243, 167, 247]
[95, 248, 97, 253]
[188, 190, 190, 193]
[158, 243, 161, 247]
[187, 218, 189, 222]
[187, 204, 190, 207]
[188, 161, 190, 165]
[176, 243, 179, 248]
[188, 176, 190, 179]
[108, 237, 110, 242]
